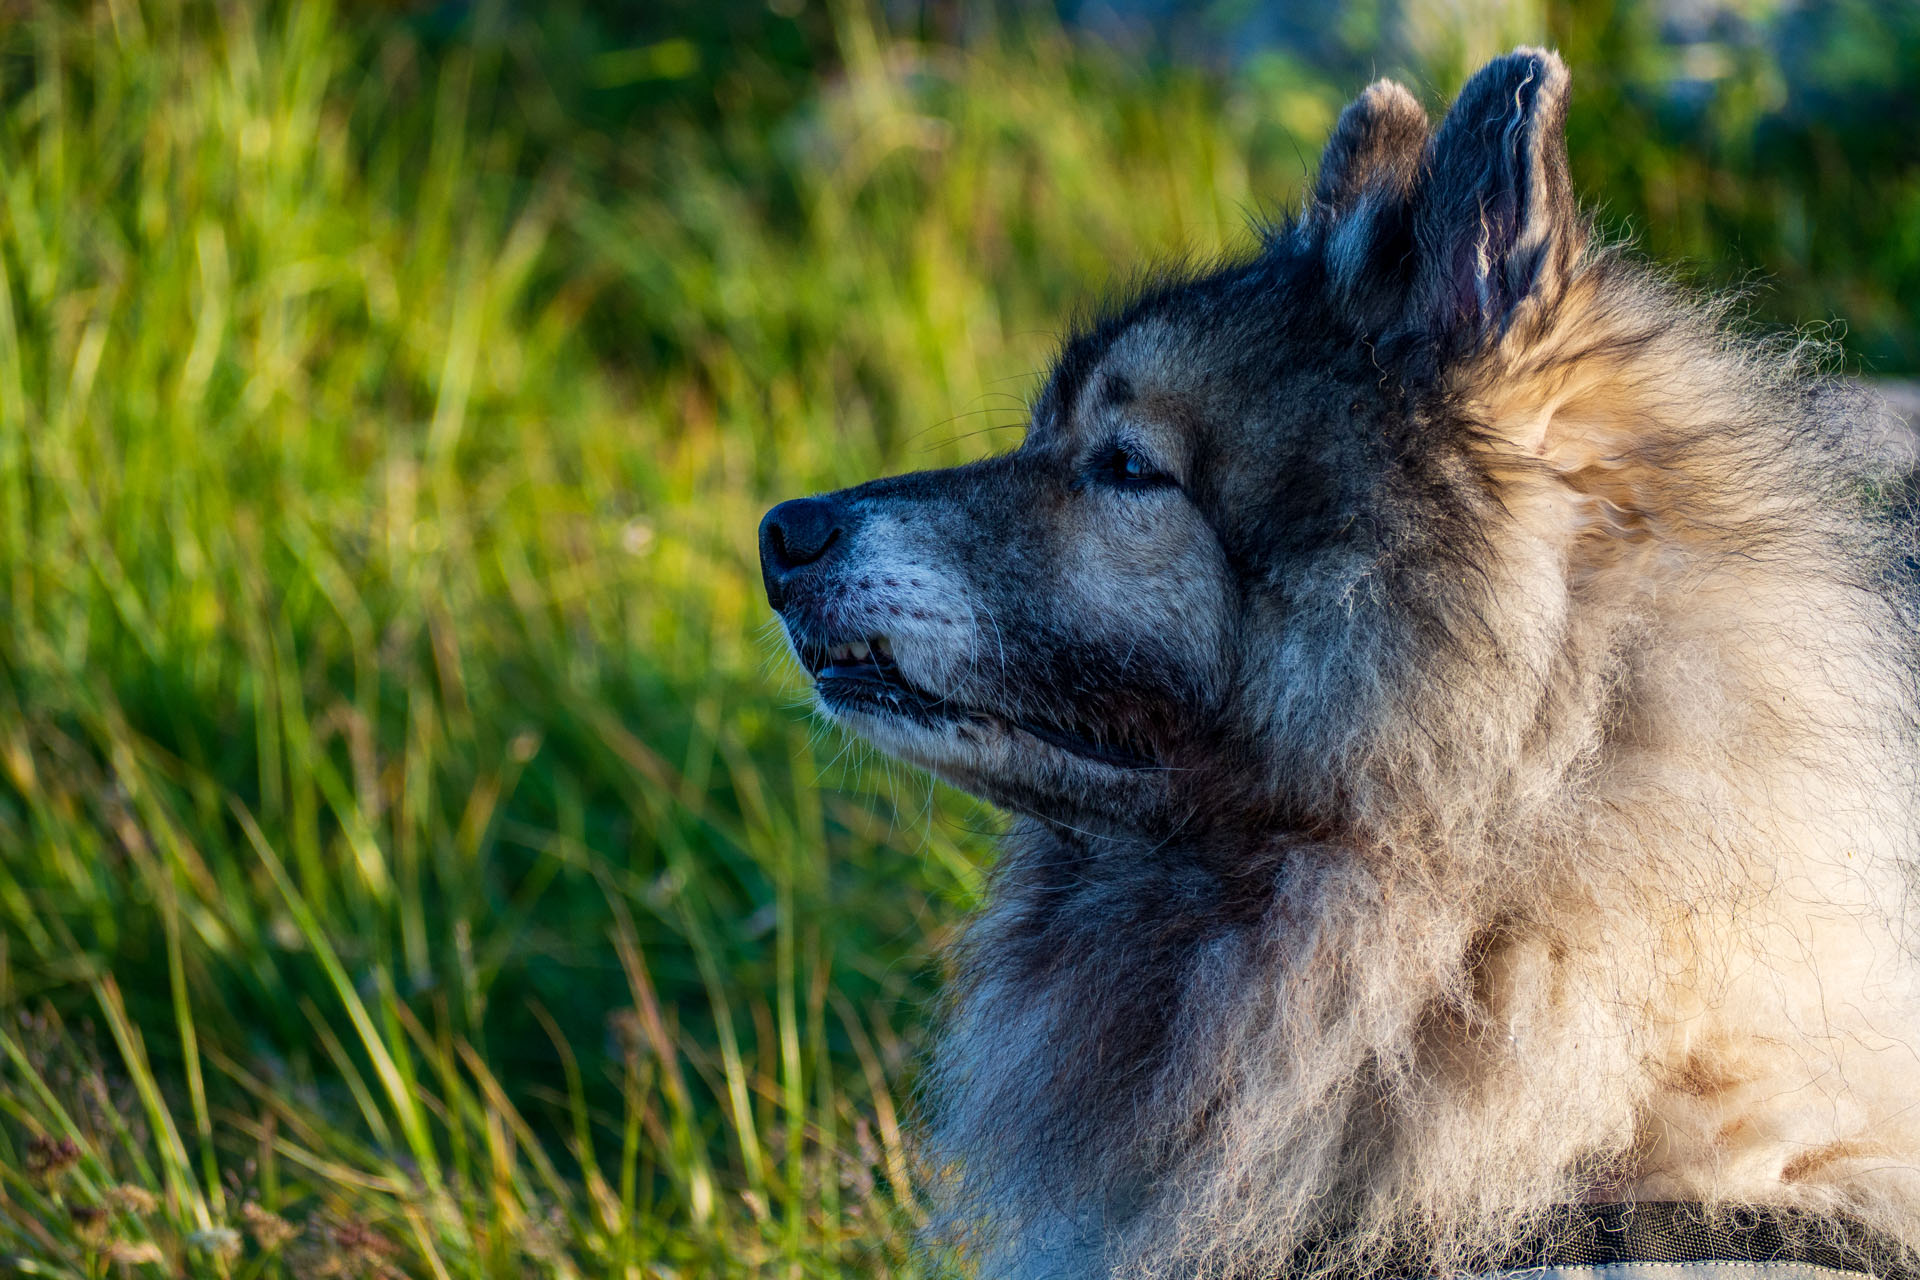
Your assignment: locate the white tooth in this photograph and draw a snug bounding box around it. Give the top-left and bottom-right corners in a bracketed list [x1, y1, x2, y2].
[849, 641, 870, 661]
[874, 636, 892, 659]
[830, 644, 852, 662]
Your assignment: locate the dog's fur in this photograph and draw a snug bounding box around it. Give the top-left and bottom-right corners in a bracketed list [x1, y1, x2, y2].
[761, 49, 1920, 1279]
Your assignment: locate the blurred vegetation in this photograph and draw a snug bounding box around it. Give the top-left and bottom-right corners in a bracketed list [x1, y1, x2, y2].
[0, 0, 1912, 1274]
[1554, 0, 1920, 372]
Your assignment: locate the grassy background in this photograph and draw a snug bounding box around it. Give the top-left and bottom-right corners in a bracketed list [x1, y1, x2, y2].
[0, 1, 1915, 1275]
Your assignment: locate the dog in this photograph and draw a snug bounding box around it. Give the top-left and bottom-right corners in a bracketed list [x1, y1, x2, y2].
[760, 48, 1920, 1280]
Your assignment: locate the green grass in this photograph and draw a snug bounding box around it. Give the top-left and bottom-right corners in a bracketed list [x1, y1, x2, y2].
[0, 1, 1914, 1275]
[0, 3, 1330, 1274]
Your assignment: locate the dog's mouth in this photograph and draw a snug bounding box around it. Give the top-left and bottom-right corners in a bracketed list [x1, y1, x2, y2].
[801, 634, 934, 718]
[794, 632, 1158, 771]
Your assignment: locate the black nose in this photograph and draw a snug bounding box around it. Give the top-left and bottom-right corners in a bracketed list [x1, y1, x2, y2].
[759, 496, 847, 608]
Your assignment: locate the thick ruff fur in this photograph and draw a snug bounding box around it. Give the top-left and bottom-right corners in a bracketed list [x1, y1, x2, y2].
[760, 49, 1920, 1280]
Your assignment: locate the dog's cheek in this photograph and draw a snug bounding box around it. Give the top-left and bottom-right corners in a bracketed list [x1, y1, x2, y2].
[1058, 500, 1235, 685]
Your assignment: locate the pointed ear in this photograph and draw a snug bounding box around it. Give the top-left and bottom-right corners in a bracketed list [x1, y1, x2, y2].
[1414, 48, 1580, 343]
[1310, 79, 1429, 223]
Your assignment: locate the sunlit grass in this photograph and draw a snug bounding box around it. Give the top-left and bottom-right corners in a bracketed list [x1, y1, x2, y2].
[0, 1, 1333, 1273]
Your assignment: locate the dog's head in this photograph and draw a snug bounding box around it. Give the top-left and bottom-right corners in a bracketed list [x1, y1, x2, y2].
[761, 50, 1600, 838]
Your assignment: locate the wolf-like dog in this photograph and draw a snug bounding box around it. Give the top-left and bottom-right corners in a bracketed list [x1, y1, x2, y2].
[760, 49, 1920, 1280]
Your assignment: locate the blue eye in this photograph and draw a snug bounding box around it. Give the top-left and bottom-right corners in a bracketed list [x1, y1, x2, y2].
[1095, 444, 1170, 489]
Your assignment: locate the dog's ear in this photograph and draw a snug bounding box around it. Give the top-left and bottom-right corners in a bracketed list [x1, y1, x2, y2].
[1412, 48, 1579, 345]
[1309, 81, 1429, 317]
[1310, 79, 1429, 222]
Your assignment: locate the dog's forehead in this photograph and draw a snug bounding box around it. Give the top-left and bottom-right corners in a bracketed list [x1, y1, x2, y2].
[1098, 318, 1196, 398]
[1035, 314, 1205, 445]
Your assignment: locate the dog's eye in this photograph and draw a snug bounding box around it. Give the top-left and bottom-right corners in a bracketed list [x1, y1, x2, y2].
[1092, 443, 1172, 490]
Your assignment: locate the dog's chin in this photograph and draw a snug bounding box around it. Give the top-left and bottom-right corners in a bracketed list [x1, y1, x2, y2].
[814, 679, 1170, 829]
